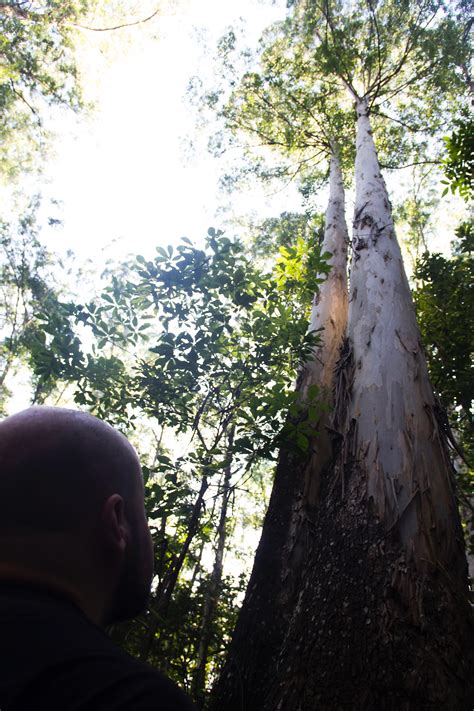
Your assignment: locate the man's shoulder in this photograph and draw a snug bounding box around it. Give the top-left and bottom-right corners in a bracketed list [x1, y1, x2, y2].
[0, 586, 195, 710]
[17, 652, 196, 711]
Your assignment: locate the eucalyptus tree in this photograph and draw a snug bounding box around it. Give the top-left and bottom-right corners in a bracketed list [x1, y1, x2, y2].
[212, 1, 473, 709]
[205, 30, 359, 702]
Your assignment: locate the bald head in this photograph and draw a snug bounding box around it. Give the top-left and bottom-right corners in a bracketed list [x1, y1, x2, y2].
[0, 407, 154, 625]
[0, 407, 140, 534]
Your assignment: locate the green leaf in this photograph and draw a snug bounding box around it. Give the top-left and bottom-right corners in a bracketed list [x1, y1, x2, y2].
[296, 432, 309, 452]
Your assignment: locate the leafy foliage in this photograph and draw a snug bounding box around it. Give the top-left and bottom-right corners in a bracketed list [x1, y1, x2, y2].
[33, 229, 322, 445]
[250, 211, 325, 258]
[441, 115, 474, 201]
[413, 218, 473, 553]
[413, 219, 473, 443]
[203, 0, 470, 206]
[295, 0, 468, 104]
[0, 199, 77, 409]
[0, 0, 91, 176]
[202, 14, 352, 197]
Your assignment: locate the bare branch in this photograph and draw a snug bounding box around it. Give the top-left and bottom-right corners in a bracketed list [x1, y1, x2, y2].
[313, 1, 359, 99]
[73, 7, 160, 32]
[379, 159, 440, 170]
[372, 4, 440, 100]
[370, 107, 422, 132]
[365, 0, 383, 95]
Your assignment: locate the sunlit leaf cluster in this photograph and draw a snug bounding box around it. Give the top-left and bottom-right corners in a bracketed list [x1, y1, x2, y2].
[0, 0, 91, 175]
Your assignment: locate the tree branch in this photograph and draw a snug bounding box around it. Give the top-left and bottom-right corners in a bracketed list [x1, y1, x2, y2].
[379, 159, 440, 170]
[370, 107, 422, 132]
[9, 81, 40, 122]
[73, 7, 160, 32]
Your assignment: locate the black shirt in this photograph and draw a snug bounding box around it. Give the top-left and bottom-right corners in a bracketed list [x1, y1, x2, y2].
[0, 584, 196, 710]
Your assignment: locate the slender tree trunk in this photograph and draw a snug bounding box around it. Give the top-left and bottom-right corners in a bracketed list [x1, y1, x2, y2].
[193, 427, 235, 706]
[211, 148, 349, 710]
[189, 536, 206, 591]
[257, 99, 473, 710]
[140, 475, 209, 662]
[0, 354, 14, 390]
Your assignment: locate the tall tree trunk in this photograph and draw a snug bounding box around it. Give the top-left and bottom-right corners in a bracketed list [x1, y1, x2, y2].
[257, 99, 473, 710]
[193, 427, 234, 707]
[346, 99, 466, 569]
[211, 148, 349, 710]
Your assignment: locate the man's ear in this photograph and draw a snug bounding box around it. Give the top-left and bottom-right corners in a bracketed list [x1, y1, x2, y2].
[101, 494, 129, 554]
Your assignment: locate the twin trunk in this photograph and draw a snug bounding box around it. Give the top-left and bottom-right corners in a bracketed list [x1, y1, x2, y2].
[212, 100, 472, 710]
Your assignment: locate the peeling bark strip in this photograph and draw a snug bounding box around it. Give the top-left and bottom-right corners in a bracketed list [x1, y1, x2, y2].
[211, 148, 349, 711]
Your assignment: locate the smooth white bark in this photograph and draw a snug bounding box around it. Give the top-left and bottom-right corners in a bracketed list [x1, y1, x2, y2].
[348, 98, 462, 568]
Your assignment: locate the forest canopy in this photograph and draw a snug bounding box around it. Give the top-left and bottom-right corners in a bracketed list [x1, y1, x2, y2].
[0, 0, 472, 708]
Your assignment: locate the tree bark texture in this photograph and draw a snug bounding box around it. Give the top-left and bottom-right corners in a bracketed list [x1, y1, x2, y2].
[211, 149, 349, 711]
[347, 100, 467, 573]
[236, 100, 473, 711]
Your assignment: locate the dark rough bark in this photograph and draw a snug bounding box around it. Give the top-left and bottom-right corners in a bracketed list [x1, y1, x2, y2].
[213, 345, 473, 710]
[265, 439, 474, 711]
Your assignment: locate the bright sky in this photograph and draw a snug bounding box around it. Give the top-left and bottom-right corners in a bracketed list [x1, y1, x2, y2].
[37, 0, 291, 270]
[3, 0, 294, 412]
